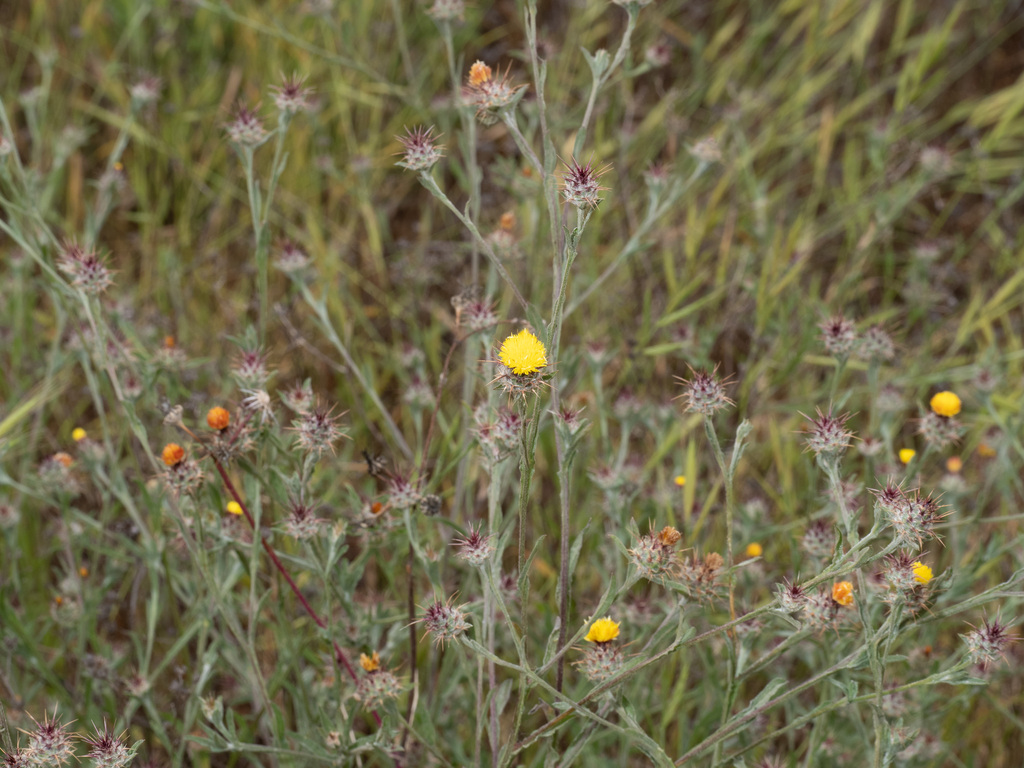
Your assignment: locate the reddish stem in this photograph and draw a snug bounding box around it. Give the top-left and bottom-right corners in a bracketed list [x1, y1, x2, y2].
[210, 456, 381, 727]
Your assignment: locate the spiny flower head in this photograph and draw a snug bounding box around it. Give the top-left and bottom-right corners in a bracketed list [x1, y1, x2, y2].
[561, 157, 608, 210]
[802, 519, 835, 560]
[226, 104, 267, 146]
[498, 329, 547, 375]
[871, 482, 947, 549]
[629, 525, 681, 582]
[679, 551, 725, 603]
[57, 240, 113, 294]
[464, 61, 524, 122]
[962, 617, 1015, 671]
[284, 500, 321, 539]
[776, 579, 806, 614]
[271, 73, 314, 114]
[355, 666, 403, 709]
[800, 589, 840, 630]
[819, 315, 857, 358]
[396, 126, 443, 172]
[419, 598, 471, 646]
[27, 712, 75, 767]
[856, 325, 895, 362]
[387, 477, 421, 511]
[918, 411, 963, 449]
[293, 404, 344, 457]
[803, 408, 853, 457]
[584, 616, 620, 643]
[453, 524, 495, 567]
[83, 724, 135, 768]
[677, 367, 733, 416]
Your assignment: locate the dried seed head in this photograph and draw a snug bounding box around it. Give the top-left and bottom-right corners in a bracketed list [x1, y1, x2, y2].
[819, 315, 857, 358]
[396, 126, 444, 172]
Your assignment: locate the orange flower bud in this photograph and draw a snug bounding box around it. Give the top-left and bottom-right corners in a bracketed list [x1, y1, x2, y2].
[207, 406, 230, 430]
[162, 443, 185, 466]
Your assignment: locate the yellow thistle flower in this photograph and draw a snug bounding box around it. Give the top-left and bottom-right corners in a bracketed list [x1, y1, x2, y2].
[745, 542, 763, 558]
[929, 391, 961, 417]
[468, 60, 492, 86]
[499, 329, 547, 376]
[226, 501, 243, 516]
[831, 581, 854, 606]
[674, 474, 686, 487]
[584, 616, 620, 643]
[899, 448, 916, 465]
[360, 651, 381, 672]
[911, 561, 933, 584]
[72, 427, 87, 442]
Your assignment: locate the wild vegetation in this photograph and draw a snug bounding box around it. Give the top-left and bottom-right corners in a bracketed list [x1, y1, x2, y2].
[1, 0, 1023, 766]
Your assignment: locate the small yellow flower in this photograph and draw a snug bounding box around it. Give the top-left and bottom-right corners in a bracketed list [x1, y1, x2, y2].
[831, 581, 854, 606]
[226, 501, 243, 516]
[674, 475, 686, 487]
[930, 391, 961, 417]
[584, 616, 620, 643]
[946, 456, 963, 473]
[360, 651, 381, 672]
[499, 329, 547, 376]
[899, 448, 916, 465]
[72, 427, 87, 442]
[468, 60, 492, 86]
[79, 567, 89, 578]
[53, 452, 73, 468]
[911, 561, 933, 584]
[978, 443, 996, 458]
[745, 542, 763, 558]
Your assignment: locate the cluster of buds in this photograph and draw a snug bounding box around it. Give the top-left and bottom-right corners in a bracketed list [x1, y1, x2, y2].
[57, 240, 113, 294]
[387, 477, 421, 511]
[678, 551, 725, 603]
[677, 367, 733, 417]
[452, 524, 495, 567]
[820, 316, 895, 363]
[576, 617, 623, 682]
[355, 651, 403, 709]
[463, 60, 524, 123]
[871, 481, 947, 549]
[419, 598, 471, 646]
[628, 525, 682, 582]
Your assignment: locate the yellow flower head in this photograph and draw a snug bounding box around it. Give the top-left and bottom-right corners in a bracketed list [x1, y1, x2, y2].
[929, 391, 961, 417]
[360, 651, 381, 672]
[745, 542, 763, 558]
[911, 561, 934, 584]
[674, 474, 687, 487]
[584, 616, 620, 643]
[946, 456, 963, 473]
[162, 443, 185, 467]
[72, 427, 87, 442]
[226, 501, 244, 516]
[832, 581, 854, 606]
[499, 329, 547, 376]
[468, 60, 492, 86]
[207, 406, 230, 430]
[899, 448, 916, 465]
